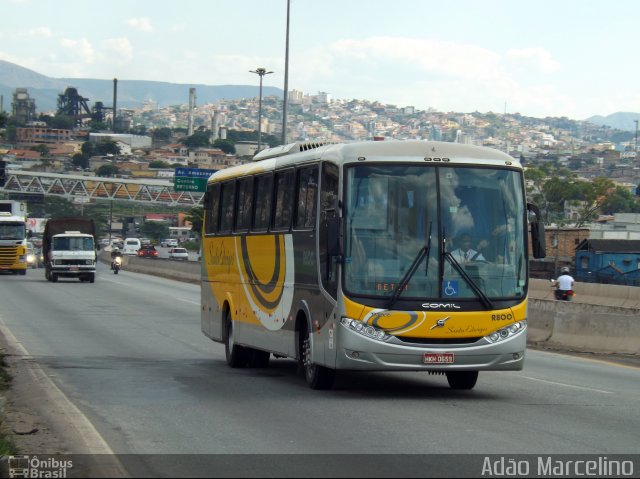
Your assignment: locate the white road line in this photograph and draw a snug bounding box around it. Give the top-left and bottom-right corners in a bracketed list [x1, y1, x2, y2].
[521, 375, 613, 394]
[0, 318, 129, 476]
[176, 298, 200, 305]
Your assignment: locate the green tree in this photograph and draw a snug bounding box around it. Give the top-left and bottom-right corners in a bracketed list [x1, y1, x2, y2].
[72, 153, 89, 169]
[96, 164, 120, 177]
[95, 140, 121, 156]
[184, 206, 203, 238]
[30, 144, 50, 156]
[149, 160, 170, 168]
[81, 142, 95, 158]
[183, 131, 210, 148]
[141, 221, 170, 242]
[89, 120, 109, 132]
[600, 187, 640, 215]
[49, 114, 75, 130]
[152, 127, 172, 140]
[212, 138, 236, 154]
[0, 111, 7, 128]
[572, 177, 615, 227]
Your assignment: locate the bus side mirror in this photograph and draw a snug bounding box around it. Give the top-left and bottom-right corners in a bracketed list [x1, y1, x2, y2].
[527, 202, 546, 259]
[327, 216, 341, 257]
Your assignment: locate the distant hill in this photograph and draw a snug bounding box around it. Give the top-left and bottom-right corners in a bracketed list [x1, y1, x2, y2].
[0, 60, 283, 113]
[586, 112, 640, 132]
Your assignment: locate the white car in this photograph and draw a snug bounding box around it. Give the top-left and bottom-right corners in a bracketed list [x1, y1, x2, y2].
[161, 238, 179, 247]
[168, 247, 189, 260]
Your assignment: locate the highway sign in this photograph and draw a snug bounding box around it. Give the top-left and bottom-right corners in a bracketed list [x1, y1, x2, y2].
[174, 176, 208, 192]
[173, 167, 215, 192]
[175, 167, 217, 178]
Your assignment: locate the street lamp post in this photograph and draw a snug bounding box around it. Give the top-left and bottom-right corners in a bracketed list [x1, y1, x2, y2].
[249, 68, 273, 153]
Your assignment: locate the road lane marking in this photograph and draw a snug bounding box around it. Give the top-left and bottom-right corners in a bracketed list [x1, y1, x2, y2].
[0, 318, 129, 476]
[521, 375, 613, 394]
[176, 298, 199, 305]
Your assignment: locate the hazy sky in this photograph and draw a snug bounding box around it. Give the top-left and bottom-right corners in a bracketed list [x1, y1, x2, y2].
[1, 0, 638, 121]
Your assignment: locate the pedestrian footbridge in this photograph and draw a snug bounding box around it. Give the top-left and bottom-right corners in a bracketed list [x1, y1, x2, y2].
[2, 170, 204, 206]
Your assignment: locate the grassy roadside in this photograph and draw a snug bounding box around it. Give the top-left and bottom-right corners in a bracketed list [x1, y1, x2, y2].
[0, 352, 17, 455]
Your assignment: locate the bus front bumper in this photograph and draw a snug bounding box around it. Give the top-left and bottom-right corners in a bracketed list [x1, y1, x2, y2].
[334, 323, 527, 371]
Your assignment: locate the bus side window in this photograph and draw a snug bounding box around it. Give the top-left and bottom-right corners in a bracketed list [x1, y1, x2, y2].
[295, 166, 319, 229]
[252, 173, 273, 232]
[235, 177, 253, 232]
[205, 183, 220, 235]
[219, 181, 235, 233]
[272, 169, 294, 230]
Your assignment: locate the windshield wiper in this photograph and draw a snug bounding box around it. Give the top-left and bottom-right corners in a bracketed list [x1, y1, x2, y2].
[442, 230, 494, 310]
[387, 222, 432, 310]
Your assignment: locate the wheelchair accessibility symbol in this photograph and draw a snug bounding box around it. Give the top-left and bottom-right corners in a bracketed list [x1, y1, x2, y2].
[443, 280, 459, 297]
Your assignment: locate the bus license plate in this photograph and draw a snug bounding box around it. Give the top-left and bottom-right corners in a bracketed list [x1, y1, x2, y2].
[423, 353, 454, 364]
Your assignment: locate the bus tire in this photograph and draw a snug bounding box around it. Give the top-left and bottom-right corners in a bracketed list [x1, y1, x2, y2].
[446, 371, 478, 390]
[224, 309, 248, 368]
[299, 320, 335, 390]
[51, 274, 58, 283]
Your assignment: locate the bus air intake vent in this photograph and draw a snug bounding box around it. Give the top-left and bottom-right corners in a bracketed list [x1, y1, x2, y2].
[253, 141, 334, 161]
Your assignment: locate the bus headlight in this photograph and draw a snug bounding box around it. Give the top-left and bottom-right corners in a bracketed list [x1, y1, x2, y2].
[486, 320, 527, 343]
[340, 317, 390, 342]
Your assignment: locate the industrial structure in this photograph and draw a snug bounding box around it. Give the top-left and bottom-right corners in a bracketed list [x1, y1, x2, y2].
[56, 87, 112, 126]
[187, 88, 196, 136]
[11, 88, 36, 124]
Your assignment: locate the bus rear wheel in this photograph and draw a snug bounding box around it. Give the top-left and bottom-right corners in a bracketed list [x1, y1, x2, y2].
[446, 371, 478, 390]
[299, 321, 335, 390]
[224, 309, 248, 368]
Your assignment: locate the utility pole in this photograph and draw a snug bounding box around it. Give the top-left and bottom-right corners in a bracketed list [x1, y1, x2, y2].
[249, 68, 273, 153]
[634, 119, 638, 160]
[282, 0, 290, 146]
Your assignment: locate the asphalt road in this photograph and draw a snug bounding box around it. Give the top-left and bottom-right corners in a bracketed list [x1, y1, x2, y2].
[1, 265, 639, 477]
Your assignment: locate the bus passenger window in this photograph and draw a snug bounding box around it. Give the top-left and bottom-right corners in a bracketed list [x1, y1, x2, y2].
[219, 181, 235, 233]
[272, 170, 294, 230]
[204, 184, 220, 235]
[235, 178, 253, 232]
[295, 166, 318, 229]
[252, 174, 273, 231]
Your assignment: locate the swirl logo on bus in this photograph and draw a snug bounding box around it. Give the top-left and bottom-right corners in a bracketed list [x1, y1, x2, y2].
[363, 310, 427, 335]
[236, 234, 294, 331]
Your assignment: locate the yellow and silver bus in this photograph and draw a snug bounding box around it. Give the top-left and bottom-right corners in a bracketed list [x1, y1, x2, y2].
[201, 140, 546, 389]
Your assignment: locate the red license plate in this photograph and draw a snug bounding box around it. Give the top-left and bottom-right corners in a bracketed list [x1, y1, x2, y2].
[423, 353, 454, 364]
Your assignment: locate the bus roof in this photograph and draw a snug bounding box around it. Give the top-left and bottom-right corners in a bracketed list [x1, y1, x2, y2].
[208, 140, 521, 184]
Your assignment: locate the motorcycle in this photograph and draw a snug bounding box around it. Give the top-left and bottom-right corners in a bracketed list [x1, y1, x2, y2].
[111, 255, 122, 274]
[550, 279, 574, 301]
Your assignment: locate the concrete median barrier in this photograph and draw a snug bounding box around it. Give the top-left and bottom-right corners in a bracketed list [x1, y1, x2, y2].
[99, 251, 200, 284]
[99, 253, 640, 356]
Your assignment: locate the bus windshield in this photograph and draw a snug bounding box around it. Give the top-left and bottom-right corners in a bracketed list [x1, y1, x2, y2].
[0, 223, 26, 240]
[344, 164, 526, 301]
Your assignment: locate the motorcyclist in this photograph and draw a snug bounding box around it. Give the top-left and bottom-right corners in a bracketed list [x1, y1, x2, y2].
[552, 266, 575, 301]
[111, 247, 123, 272]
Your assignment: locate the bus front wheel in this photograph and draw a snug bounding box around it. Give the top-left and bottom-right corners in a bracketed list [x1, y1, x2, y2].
[446, 371, 478, 390]
[224, 310, 248, 368]
[299, 321, 335, 390]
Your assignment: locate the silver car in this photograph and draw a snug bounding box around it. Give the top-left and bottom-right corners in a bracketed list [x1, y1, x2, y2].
[168, 247, 189, 260]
